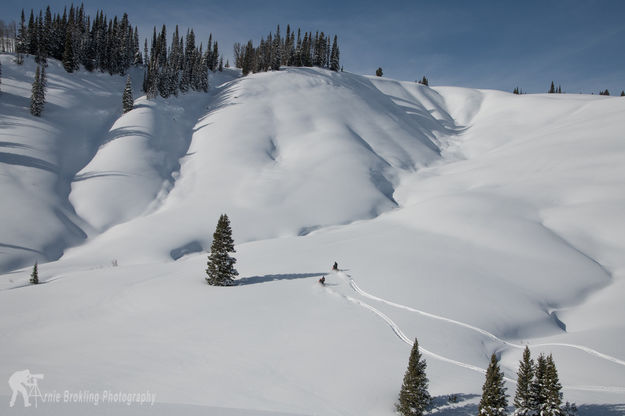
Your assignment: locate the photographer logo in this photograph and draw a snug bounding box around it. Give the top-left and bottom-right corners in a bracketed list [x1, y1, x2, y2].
[7, 369, 156, 409]
[8, 369, 44, 408]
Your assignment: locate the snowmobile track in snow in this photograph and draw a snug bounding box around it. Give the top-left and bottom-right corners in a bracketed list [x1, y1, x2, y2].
[326, 272, 625, 393]
[338, 272, 625, 368]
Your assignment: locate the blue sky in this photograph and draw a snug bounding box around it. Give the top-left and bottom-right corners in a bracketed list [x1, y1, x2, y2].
[2, 0, 624, 94]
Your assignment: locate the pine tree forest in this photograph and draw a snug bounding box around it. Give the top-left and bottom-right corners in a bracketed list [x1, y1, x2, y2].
[233, 25, 341, 76]
[16, 4, 141, 75]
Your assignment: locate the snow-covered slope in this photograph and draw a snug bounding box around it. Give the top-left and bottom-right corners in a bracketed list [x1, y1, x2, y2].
[63, 67, 443, 265]
[1, 53, 624, 415]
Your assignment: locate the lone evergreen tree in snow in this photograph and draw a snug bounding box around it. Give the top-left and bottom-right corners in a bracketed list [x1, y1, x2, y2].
[549, 81, 556, 93]
[30, 262, 39, 284]
[30, 65, 45, 117]
[513, 346, 534, 415]
[206, 214, 238, 286]
[122, 75, 133, 113]
[419, 76, 429, 86]
[375, 67, 383, 77]
[396, 338, 431, 416]
[621, 90, 625, 97]
[478, 353, 508, 416]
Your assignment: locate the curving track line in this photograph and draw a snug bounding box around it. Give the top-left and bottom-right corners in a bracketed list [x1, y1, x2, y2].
[324, 285, 490, 376]
[339, 272, 625, 368]
[325, 272, 625, 393]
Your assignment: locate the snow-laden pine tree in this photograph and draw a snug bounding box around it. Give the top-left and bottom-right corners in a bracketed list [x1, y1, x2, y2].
[30, 65, 45, 117]
[529, 353, 548, 414]
[122, 75, 133, 113]
[543, 354, 563, 416]
[30, 263, 39, 284]
[478, 353, 508, 416]
[396, 338, 431, 416]
[513, 346, 534, 415]
[376, 67, 383, 77]
[206, 214, 238, 286]
[40, 64, 47, 90]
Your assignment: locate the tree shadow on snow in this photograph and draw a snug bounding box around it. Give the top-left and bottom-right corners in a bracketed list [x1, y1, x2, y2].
[577, 404, 625, 416]
[236, 273, 325, 286]
[428, 393, 479, 415]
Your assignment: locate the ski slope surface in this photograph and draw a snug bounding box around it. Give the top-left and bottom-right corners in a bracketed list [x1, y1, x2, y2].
[1, 53, 625, 415]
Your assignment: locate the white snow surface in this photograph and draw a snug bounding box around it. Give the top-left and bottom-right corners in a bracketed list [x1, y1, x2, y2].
[1, 54, 625, 415]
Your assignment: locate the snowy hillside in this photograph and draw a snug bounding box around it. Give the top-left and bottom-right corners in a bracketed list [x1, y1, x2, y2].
[1, 53, 625, 415]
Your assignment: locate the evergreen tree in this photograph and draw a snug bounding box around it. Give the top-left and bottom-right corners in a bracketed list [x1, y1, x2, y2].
[206, 214, 238, 286]
[529, 353, 548, 414]
[561, 402, 578, 416]
[122, 75, 133, 113]
[30, 262, 39, 284]
[542, 354, 563, 416]
[513, 87, 520, 95]
[376, 67, 383, 77]
[549, 81, 555, 93]
[27, 10, 37, 55]
[557, 85, 562, 94]
[30, 65, 45, 116]
[330, 35, 339, 71]
[396, 338, 431, 416]
[621, 90, 624, 97]
[62, 29, 75, 72]
[478, 353, 508, 416]
[419, 76, 429, 86]
[17, 9, 27, 53]
[40, 63, 47, 91]
[271, 25, 281, 71]
[513, 346, 534, 416]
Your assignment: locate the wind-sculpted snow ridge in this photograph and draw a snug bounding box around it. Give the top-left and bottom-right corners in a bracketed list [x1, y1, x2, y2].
[58, 67, 448, 266]
[0, 55, 132, 272]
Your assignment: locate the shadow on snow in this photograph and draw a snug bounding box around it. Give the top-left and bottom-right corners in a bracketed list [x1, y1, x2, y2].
[236, 272, 325, 286]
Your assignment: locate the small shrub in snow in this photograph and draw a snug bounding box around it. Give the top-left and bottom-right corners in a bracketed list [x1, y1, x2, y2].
[30, 263, 39, 284]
